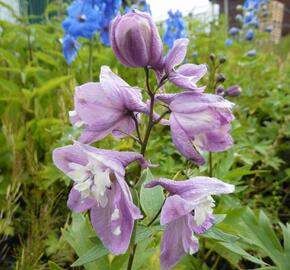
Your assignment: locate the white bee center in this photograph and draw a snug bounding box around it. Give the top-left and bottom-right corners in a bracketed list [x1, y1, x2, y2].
[68, 153, 112, 207]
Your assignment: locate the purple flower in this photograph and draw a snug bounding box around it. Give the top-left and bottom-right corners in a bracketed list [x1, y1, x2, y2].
[225, 85, 242, 97]
[157, 38, 207, 91]
[246, 49, 256, 57]
[145, 177, 235, 270]
[157, 92, 234, 165]
[69, 66, 147, 144]
[110, 10, 163, 69]
[52, 142, 151, 255]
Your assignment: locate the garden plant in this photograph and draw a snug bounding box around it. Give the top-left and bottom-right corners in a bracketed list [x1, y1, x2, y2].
[0, 0, 289, 270]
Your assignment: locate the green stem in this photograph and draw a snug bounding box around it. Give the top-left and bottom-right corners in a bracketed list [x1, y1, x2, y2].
[140, 67, 155, 156]
[88, 37, 94, 81]
[209, 152, 213, 177]
[127, 68, 157, 270]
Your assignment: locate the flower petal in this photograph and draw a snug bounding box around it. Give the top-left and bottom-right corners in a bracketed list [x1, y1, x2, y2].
[90, 177, 141, 255]
[160, 215, 198, 270]
[168, 63, 207, 91]
[165, 38, 189, 71]
[160, 195, 195, 225]
[145, 177, 234, 198]
[170, 114, 205, 165]
[67, 188, 96, 212]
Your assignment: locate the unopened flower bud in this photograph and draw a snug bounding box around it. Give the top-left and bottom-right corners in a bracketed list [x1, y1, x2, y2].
[209, 53, 216, 62]
[110, 10, 163, 69]
[215, 85, 225, 96]
[219, 57, 226, 64]
[246, 49, 256, 57]
[216, 73, 226, 83]
[225, 85, 242, 97]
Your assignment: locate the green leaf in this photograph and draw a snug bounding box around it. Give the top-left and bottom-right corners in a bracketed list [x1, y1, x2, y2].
[62, 213, 109, 270]
[219, 242, 266, 265]
[71, 244, 109, 267]
[32, 75, 72, 98]
[140, 168, 165, 223]
[48, 261, 65, 270]
[71, 224, 151, 267]
[202, 227, 239, 242]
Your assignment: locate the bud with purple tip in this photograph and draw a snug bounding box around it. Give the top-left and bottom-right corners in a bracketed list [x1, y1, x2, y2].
[110, 10, 163, 69]
[225, 85, 242, 97]
[246, 49, 256, 57]
[215, 85, 225, 96]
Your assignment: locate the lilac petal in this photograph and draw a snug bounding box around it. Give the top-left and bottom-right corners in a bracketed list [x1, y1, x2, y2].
[169, 92, 234, 114]
[160, 216, 198, 270]
[76, 142, 151, 171]
[52, 144, 87, 173]
[100, 66, 146, 112]
[90, 176, 141, 255]
[160, 195, 194, 225]
[145, 178, 199, 195]
[192, 215, 215, 234]
[79, 126, 111, 144]
[165, 38, 189, 72]
[111, 116, 136, 138]
[168, 63, 207, 91]
[74, 82, 123, 129]
[145, 177, 234, 197]
[170, 114, 205, 165]
[155, 93, 178, 105]
[67, 188, 96, 212]
[196, 125, 233, 152]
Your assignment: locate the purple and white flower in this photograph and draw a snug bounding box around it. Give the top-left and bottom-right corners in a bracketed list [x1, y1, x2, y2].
[69, 66, 147, 144]
[156, 38, 207, 91]
[145, 177, 235, 270]
[53, 141, 150, 255]
[157, 92, 235, 165]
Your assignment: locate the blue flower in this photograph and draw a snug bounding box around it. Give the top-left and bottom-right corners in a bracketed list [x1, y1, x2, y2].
[62, 34, 81, 64]
[124, 0, 151, 15]
[95, 0, 122, 46]
[139, 0, 151, 14]
[62, 0, 101, 39]
[245, 29, 254, 40]
[246, 49, 256, 57]
[228, 27, 240, 36]
[225, 38, 234, 47]
[163, 10, 187, 48]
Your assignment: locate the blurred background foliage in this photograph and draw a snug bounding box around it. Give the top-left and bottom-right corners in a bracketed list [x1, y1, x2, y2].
[0, 0, 289, 269]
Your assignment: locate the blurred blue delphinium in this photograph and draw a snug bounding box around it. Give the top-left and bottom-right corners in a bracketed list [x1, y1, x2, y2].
[245, 29, 254, 40]
[163, 10, 187, 48]
[62, 34, 81, 64]
[228, 27, 240, 36]
[62, 0, 121, 64]
[62, 0, 101, 39]
[96, 0, 122, 46]
[225, 38, 234, 47]
[124, 0, 151, 15]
